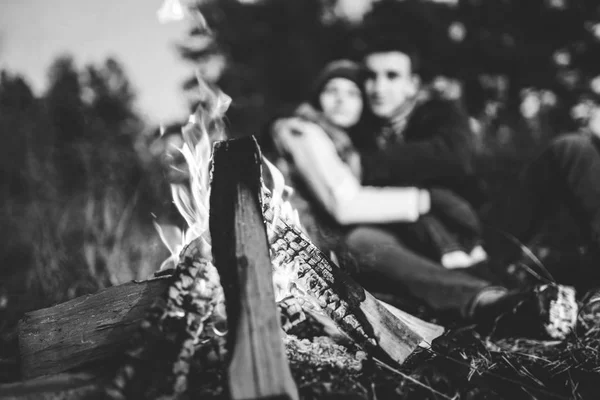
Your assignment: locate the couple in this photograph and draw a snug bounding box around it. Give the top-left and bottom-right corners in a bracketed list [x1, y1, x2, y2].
[273, 63, 486, 268]
[269, 37, 600, 339]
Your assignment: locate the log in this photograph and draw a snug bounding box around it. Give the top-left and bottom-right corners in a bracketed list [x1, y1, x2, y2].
[263, 190, 443, 364]
[377, 300, 444, 347]
[0, 373, 101, 399]
[105, 238, 220, 399]
[18, 276, 169, 379]
[210, 137, 299, 400]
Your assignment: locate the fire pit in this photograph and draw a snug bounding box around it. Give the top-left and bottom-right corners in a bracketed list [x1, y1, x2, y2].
[12, 6, 444, 398]
[14, 88, 443, 400]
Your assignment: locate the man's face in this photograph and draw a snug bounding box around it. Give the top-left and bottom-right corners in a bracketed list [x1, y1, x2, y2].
[363, 51, 418, 118]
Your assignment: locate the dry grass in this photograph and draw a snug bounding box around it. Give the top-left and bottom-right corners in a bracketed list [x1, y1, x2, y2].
[179, 327, 599, 399]
[178, 297, 600, 400]
[0, 186, 170, 383]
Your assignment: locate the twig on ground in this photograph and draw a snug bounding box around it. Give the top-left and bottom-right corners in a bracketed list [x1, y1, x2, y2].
[373, 357, 458, 400]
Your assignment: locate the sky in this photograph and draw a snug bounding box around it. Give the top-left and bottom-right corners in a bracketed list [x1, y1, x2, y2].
[0, 0, 192, 124]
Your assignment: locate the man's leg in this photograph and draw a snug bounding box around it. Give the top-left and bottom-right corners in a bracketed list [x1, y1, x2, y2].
[430, 187, 483, 241]
[345, 225, 579, 339]
[487, 134, 600, 258]
[549, 134, 600, 251]
[345, 225, 492, 318]
[496, 134, 600, 249]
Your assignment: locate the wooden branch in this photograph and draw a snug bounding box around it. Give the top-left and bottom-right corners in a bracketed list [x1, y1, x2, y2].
[210, 137, 299, 400]
[263, 186, 444, 365]
[18, 277, 169, 379]
[105, 237, 220, 400]
[377, 300, 444, 347]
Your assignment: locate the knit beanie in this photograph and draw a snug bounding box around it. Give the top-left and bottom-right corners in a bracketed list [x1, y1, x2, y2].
[309, 60, 363, 110]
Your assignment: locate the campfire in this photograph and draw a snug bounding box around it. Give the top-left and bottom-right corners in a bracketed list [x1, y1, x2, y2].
[99, 36, 442, 399]
[14, 5, 443, 400]
[7, 3, 600, 400]
[14, 62, 443, 400]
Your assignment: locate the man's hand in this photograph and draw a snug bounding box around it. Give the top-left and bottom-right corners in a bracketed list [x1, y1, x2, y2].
[418, 189, 431, 215]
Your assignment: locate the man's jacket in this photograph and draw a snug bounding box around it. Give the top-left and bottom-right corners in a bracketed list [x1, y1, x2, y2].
[358, 97, 486, 207]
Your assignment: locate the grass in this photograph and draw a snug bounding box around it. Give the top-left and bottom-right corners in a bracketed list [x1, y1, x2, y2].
[176, 240, 600, 399]
[0, 184, 171, 383]
[180, 310, 600, 399]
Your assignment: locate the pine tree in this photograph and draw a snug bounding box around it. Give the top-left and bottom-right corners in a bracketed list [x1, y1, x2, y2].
[83, 58, 139, 135]
[0, 71, 39, 196]
[176, 0, 357, 138]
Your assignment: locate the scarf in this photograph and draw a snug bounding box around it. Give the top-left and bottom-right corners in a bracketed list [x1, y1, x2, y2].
[294, 103, 362, 179]
[374, 91, 429, 150]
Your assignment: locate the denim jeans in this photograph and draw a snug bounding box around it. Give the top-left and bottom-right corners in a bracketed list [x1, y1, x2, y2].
[345, 133, 600, 317]
[424, 187, 484, 256]
[489, 133, 600, 257]
[345, 225, 490, 318]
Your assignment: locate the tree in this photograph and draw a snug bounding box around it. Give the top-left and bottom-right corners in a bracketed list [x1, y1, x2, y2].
[177, 0, 358, 138]
[83, 58, 139, 135]
[44, 56, 89, 190]
[45, 56, 86, 144]
[0, 71, 40, 196]
[173, 0, 600, 142]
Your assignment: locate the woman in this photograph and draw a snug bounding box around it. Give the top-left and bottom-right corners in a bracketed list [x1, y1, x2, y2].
[271, 60, 485, 269]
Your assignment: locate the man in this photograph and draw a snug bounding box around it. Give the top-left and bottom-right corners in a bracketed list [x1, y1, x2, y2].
[269, 39, 583, 339]
[344, 37, 582, 339]
[355, 39, 481, 199]
[488, 95, 600, 265]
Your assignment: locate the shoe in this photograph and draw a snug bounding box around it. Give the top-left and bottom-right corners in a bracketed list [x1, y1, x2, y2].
[469, 245, 488, 265]
[578, 288, 600, 331]
[441, 246, 489, 270]
[474, 284, 578, 340]
[442, 250, 473, 269]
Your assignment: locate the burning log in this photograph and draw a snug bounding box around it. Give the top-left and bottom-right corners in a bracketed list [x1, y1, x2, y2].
[229, 136, 442, 366]
[16, 89, 441, 398]
[266, 212, 422, 363]
[210, 137, 299, 400]
[261, 169, 443, 365]
[104, 237, 224, 400]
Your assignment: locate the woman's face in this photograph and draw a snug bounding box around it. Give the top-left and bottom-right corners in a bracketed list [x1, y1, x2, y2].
[319, 77, 363, 128]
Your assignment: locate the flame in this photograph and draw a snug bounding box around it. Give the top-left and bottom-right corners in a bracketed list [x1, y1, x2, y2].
[157, 0, 212, 36]
[152, 221, 185, 270]
[157, 0, 186, 23]
[155, 80, 230, 269]
[261, 158, 315, 304]
[154, 5, 310, 318]
[156, 111, 307, 305]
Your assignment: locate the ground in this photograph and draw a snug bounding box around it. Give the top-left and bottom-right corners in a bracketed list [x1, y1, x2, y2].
[2, 288, 599, 399]
[1, 238, 599, 399]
